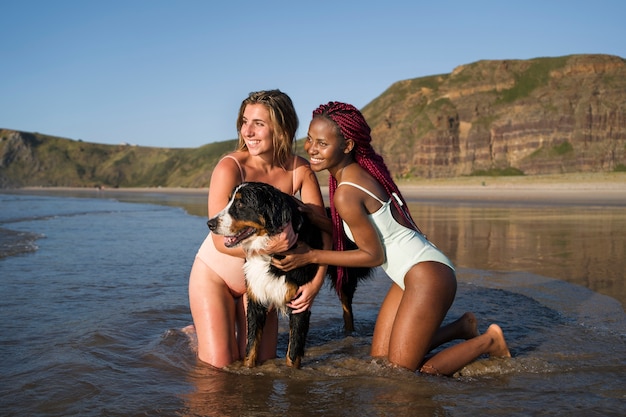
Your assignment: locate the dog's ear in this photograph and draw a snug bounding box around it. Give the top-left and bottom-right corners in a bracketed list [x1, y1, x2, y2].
[276, 192, 295, 230]
[291, 208, 304, 233]
[282, 195, 304, 233]
[255, 184, 293, 235]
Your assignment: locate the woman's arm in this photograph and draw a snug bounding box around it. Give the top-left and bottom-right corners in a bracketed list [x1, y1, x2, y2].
[208, 156, 248, 259]
[298, 164, 329, 221]
[274, 185, 386, 272]
[287, 162, 331, 313]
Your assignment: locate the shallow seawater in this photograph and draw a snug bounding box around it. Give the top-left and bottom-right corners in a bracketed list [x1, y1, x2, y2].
[1, 191, 625, 417]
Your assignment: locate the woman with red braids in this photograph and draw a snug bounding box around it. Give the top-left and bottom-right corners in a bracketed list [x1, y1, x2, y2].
[273, 102, 511, 376]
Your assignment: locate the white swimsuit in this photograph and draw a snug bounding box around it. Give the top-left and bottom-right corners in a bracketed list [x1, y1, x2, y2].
[338, 182, 455, 290]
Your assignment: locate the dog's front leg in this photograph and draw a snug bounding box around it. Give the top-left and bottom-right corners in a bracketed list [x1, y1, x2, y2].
[340, 290, 355, 333]
[244, 295, 268, 367]
[286, 309, 311, 368]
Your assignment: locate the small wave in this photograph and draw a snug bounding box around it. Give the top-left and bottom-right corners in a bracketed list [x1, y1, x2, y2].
[454, 356, 554, 378]
[0, 227, 44, 258]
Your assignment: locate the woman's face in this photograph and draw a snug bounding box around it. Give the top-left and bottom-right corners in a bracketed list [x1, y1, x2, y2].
[305, 117, 347, 173]
[240, 103, 273, 155]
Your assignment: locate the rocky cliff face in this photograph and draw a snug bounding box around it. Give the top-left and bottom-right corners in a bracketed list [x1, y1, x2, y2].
[363, 54, 626, 178]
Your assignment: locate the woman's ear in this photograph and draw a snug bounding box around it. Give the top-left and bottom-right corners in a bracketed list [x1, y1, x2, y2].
[344, 139, 354, 154]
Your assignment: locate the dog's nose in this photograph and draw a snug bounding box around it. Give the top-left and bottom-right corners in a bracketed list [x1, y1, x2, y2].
[207, 217, 217, 231]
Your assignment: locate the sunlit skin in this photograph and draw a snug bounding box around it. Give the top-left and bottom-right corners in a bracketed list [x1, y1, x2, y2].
[273, 116, 510, 375]
[188, 100, 330, 368]
[240, 104, 274, 157]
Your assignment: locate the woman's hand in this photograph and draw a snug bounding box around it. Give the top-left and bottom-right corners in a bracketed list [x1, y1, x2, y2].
[262, 222, 298, 254]
[287, 276, 323, 313]
[271, 240, 320, 312]
[270, 242, 313, 272]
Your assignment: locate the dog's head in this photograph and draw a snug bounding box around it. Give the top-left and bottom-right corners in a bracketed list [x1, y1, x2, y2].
[207, 182, 301, 251]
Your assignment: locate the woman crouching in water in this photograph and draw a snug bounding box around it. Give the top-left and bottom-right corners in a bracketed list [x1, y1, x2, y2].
[273, 102, 510, 375]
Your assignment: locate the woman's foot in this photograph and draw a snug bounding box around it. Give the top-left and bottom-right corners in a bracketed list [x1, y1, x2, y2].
[485, 324, 511, 358]
[459, 312, 480, 339]
[428, 312, 481, 352]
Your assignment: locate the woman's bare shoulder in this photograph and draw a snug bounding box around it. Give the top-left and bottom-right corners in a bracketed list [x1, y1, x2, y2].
[334, 182, 363, 203]
[219, 151, 248, 163]
[215, 151, 249, 170]
[211, 152, 246, 183]
[292, 154, 311, 170]
[292, 155, 315, 182]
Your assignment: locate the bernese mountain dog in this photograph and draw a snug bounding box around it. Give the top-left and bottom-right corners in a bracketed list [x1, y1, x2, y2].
[207, 182, 323, 368]
[207, 181, 371, 368]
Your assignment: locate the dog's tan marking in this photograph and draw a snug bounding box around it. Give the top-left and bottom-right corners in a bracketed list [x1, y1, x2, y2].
[244, 334, 261, 367]
[285, 336, 301, 368]
[283, 283, 299, 304]
[247, 291, 259, 304]
[340, 292, 355, 333]
[228, 219, 265, 233]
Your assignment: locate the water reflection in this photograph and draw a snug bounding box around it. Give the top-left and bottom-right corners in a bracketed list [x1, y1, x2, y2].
[182, 358, 448, 416]
[136, 191, 626, 310]
[18, 187, 623, 309]
[409, 203, 626, 309]
[103, 191, 626, 311]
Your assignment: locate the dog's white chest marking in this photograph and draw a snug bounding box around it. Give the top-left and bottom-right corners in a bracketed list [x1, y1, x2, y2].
[244, 256, 290, 314]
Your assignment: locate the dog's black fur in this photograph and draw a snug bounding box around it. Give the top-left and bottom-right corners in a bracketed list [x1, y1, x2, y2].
[207, 182, 323, 368]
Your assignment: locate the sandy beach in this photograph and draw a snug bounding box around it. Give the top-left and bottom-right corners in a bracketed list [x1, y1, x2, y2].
[13, 172, 626, 206]
[394, 172, 626, 206]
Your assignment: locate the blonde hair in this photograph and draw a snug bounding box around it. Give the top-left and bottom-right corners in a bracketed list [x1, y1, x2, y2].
[236, 89, 298, 168]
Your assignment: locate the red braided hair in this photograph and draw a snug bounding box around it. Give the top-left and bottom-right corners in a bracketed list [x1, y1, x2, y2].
[312, 102, 416, 291]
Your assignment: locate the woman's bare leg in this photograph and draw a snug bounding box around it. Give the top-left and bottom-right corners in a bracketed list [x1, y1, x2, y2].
[189, 257, 239, 367]
[386, 262, 457, 371]
[371, 283, 404, 358]
[429, 312, 480, 351]
[371, 276, 474, 359]
[420, 324, 511, 376]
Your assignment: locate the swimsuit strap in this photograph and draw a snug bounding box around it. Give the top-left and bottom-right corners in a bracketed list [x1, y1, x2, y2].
[339, 181, 424, 236]
[221, 154, 298, 195]
[221, 155, 245, 182]
[292, 154, 297, 195]
[337, 182, 387, 205]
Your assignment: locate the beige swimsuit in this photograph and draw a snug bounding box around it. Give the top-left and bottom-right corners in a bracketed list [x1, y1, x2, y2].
[195, 155, 297, 295]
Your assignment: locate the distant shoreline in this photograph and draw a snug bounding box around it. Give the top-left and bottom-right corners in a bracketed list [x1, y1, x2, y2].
[6, 172, 626, 207]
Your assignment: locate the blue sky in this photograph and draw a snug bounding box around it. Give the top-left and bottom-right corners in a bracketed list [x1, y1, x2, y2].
[2, 0, 624, 148]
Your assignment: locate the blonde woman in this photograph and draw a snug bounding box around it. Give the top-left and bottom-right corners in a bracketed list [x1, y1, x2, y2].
[188, 90, 329, 367]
